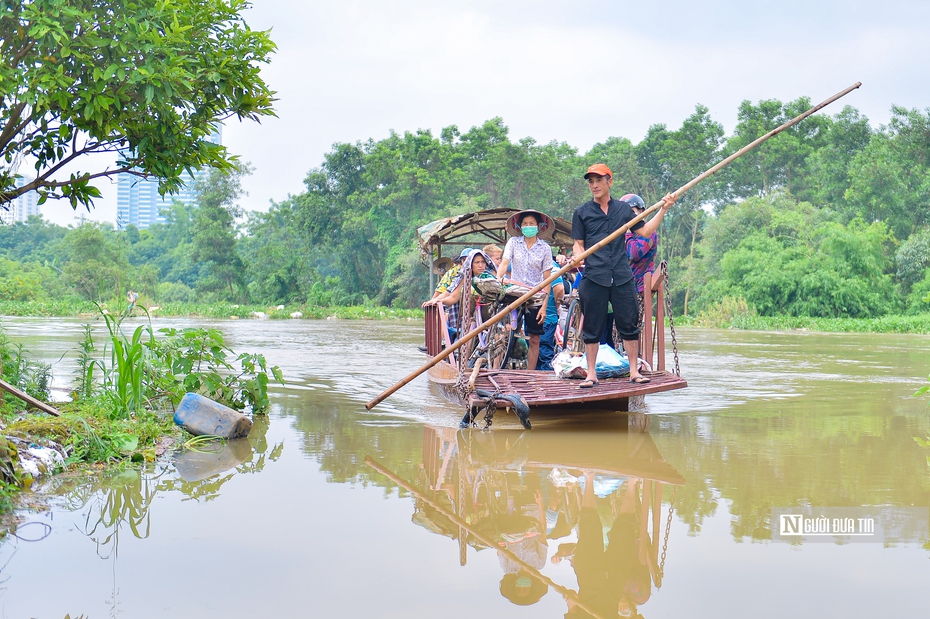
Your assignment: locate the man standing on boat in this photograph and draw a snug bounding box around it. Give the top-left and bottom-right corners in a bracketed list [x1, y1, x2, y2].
[570, 164, 677, 388]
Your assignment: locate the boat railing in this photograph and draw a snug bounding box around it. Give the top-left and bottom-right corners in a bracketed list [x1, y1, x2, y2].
[425, 305, 444, 356]
[424, 304, 457, 365]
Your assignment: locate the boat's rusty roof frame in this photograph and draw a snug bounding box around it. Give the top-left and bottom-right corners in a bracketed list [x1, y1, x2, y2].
[417, 208, 574, 254]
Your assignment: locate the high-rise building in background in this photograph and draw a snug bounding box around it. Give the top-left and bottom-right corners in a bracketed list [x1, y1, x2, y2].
[0, 177, 41, 225]
[116, 127, 222, 229]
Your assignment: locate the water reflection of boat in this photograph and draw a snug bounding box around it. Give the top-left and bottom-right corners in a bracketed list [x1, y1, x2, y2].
[368, 419, 683, 617]
[417, 209, 687, 424]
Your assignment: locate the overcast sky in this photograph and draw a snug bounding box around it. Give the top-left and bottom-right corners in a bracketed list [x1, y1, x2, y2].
[44, 0, 930, 226]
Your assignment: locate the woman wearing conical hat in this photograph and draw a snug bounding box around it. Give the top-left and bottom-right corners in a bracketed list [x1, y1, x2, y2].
[496, 210, 555, 371]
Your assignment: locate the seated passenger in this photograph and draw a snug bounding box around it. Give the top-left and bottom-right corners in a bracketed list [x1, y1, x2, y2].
[424, 250, 493, 343]
[424, 248, 472, 304]
[483, 243, 504, 272]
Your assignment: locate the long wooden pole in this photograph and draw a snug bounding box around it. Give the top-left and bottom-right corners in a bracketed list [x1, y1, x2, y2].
[365, 455, 606, 619]
[0, 377, 61, 416]
[366, 81, 861, 411]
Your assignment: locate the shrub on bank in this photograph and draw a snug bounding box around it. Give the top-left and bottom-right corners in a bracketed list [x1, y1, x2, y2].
[0, 299, 425, 320]
[692, 296, 757, 328]
[679, 312, 930, 333]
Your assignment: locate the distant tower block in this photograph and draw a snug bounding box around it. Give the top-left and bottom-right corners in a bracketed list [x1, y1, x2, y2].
[1, 177, 41, 225]
[116, 126, 223, 229]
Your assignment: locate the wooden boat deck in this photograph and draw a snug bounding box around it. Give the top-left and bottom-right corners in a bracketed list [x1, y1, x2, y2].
[469, 369, 687, 409]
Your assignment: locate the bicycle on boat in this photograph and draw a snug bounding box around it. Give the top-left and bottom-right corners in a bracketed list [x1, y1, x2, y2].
[467, 279, 543, 370]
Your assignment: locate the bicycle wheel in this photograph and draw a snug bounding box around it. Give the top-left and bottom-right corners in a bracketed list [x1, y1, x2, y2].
[562, 297, 584, 355]
[485, 311, 516, 369]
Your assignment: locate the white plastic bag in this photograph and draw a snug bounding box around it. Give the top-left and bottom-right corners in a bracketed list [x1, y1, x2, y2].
[553, 351, 587, 379]
[554, 344, 632, 379]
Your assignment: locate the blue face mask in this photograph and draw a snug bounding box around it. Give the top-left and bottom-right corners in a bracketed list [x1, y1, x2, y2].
[521, 225, 538, 238]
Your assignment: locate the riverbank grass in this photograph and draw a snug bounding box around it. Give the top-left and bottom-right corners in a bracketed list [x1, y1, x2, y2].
[679, 312, 930, 334]
[5, 399, 180, 468]
[0, 299, 423, 321]
[682, 296, 930, 333]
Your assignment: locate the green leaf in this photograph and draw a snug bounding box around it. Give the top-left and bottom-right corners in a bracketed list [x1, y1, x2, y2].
[118, 435, 139, 452]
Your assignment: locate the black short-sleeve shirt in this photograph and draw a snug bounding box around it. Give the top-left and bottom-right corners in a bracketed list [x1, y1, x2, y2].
[571, 197, 644, 287]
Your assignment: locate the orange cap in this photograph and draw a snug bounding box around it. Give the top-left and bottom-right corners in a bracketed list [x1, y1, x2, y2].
[584, 163, 612, 179]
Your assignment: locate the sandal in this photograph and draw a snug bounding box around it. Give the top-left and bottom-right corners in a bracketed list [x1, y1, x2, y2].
[630, 375, 651, 384]
[578, 379, 598, 389]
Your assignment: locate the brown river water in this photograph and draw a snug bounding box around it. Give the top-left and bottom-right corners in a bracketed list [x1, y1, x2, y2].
[1, 317, 929, 618]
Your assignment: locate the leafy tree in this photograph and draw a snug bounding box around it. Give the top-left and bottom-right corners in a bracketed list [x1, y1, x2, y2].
[0, 257, 62, 300]
[0, 215, 67, 262]
[60, 221, 128, 301]
[796, 106, 873, 209]
[717, 97, 830, 204]
[895, 228, 930, 292]
[0, 0, 275, 211]
[637, 106, 724, 313]
[127, 201, 200, 289]
[906, 270, 930, 314]
[190, 163, 249, 301]
[844, 106, 930, 240]
[239, 200, 319, 303]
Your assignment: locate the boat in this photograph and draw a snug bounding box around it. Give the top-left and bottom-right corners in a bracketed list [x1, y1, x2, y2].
[417, 208, 687, 425]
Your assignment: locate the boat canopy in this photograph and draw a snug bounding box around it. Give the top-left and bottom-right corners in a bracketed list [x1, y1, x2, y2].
[417, 208, 574, 256]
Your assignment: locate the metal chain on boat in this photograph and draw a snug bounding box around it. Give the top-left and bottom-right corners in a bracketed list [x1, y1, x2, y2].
[661, 260, 681, 376]
[455, 372, 472, 404]
[481, 394, 498, 429]
[459, 380, 501, 430]
[656, 485, 676, 588]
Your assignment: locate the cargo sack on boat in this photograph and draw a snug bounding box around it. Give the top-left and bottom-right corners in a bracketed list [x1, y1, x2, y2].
[501, 280, 547, 306]
[553, 345, 630, 379]
[472, 273, 502, 302]
[553, 351, 587, 379]
[588, 344, 630, 378]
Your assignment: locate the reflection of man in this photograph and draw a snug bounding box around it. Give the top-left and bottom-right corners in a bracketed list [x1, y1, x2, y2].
[561, 472, 651, 619]
[570, 164, 677, 387]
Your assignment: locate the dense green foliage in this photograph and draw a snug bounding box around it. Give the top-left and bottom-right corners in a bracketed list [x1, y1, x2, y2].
[3, 99, 930, 323]
[0, 0, 275, 210]
[692, 193, 898, 318]
[91, 304, 282, 418]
